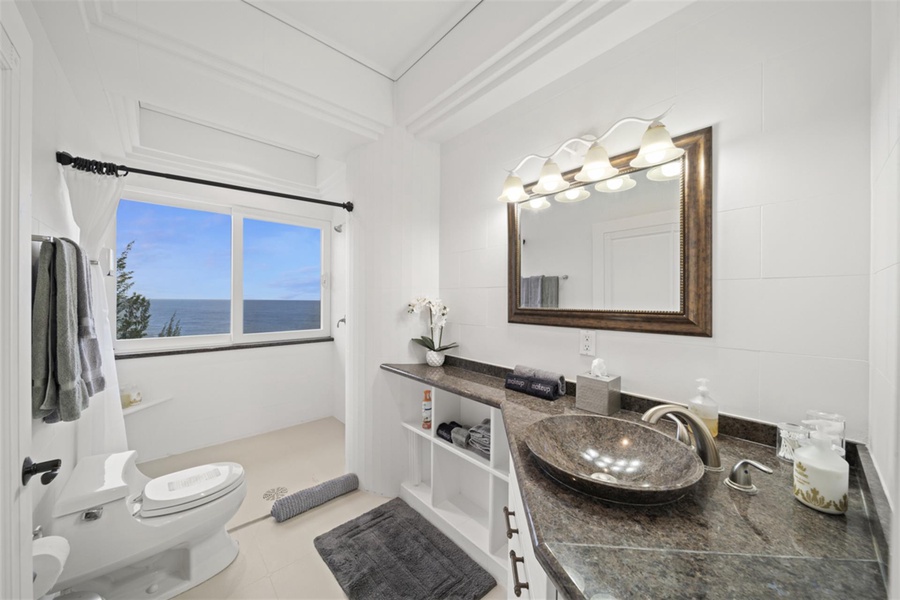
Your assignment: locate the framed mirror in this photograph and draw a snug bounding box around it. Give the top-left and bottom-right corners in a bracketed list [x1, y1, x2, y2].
[507, 126, 712, 336]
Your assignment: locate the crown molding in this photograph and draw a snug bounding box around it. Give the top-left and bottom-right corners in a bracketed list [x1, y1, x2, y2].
[105, 94, 322, 197]
[79, 0, 387, 143]
[402, 0, 622, 138]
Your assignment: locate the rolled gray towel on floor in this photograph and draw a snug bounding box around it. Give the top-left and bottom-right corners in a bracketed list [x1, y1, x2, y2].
[271, 473, 359, 523]
[514, 365, 566, 397]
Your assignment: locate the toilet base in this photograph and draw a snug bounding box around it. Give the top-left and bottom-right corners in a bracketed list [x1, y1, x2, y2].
[62, 529, 238, 600]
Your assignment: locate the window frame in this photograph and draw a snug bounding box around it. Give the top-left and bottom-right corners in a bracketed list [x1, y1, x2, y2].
[112, 188, 332, 354]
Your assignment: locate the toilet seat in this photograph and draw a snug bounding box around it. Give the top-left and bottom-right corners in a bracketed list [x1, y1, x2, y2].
[140, 463, 244, 518]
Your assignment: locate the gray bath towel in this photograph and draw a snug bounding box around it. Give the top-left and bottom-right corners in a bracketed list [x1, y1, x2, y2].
[66, 238, 105, 396]
[541, 276, 559, 308]
[514, 364, 566, 397]
[468, 418, 491, 456]
[53, 239, 90, 421]
[450, 426, 469, 449]
[32, 242, 57, 420]
[521, 275, 543, 308]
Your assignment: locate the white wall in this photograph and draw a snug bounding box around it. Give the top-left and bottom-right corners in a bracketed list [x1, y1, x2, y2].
[869, 0, 900, 513]
[17, 0, 108, 527]
[345, 126, 440, 495]
[116, 343, 334, 462]
[439, 2, 872, 440]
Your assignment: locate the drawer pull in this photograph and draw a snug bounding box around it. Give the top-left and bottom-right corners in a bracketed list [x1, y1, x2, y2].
[509, 550, 529, 597]
[503, 506, 519, 539]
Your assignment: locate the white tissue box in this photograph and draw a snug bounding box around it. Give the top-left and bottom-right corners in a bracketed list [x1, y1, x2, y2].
[576, 373, 621, 415]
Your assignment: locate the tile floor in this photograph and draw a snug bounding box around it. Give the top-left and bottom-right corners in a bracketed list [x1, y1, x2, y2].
[143, 418, 505, 599]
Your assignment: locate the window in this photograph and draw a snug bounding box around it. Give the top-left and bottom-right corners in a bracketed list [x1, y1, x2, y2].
[114, 194, 330, 352]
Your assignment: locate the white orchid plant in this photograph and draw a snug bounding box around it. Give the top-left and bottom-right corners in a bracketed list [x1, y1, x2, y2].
[407, 297, 459, 353]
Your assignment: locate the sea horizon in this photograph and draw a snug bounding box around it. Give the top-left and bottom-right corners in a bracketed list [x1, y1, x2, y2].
[142, 298, 321, 337]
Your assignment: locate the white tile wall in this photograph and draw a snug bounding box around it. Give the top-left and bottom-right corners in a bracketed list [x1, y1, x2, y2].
[869, 0, 900, 526]
[439, 2, 873, 439]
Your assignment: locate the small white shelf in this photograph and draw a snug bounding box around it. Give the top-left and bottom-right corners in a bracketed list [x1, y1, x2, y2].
[433, 436, 508, 482]
[401, 420, 433, 441]
[122, 396, 173, 417]
[433, 494, 490, 549]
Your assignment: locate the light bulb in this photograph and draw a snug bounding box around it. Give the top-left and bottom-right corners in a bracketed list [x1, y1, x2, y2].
[497, 174, 527, 203]
[565, 189, 580, 200]
[607, 178, 624, 190]
[533, 159, 569, 195]
[575, 143, 619, 182]
[630, 121, 684, 168]
[661, 161, 681, 177]
[529, 198, 543, 208]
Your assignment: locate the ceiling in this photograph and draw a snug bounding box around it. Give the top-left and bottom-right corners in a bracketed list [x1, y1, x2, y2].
[31, 0, 691, 194]
[244, 0, 482, 81]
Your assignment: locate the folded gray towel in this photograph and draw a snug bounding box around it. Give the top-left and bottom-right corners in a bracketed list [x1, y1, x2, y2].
[514, 365, 566, 397]
[451, 426, 469, 448]
[52, 239, 90, 422]
[32, 242, 57, 420]
[66, 238, 105, 397]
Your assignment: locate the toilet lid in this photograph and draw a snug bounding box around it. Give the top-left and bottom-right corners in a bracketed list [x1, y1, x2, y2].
[140, 462, 243, 517]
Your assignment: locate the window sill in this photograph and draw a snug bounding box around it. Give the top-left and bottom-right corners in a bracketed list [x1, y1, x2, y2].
[114, 336, 334, 360]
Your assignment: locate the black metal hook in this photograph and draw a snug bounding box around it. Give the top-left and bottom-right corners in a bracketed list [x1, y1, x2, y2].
[22, 457, 62, 486]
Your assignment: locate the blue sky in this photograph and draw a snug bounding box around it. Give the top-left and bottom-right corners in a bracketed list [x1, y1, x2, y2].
[117, 199, 321, 300]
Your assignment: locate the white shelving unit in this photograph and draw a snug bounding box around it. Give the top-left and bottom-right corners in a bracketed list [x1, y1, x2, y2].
[121, 396, 174, 417]
[399, 385, 510, 584]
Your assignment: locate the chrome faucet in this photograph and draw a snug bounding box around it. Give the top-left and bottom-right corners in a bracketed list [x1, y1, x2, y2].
[642, 405, 723, 472]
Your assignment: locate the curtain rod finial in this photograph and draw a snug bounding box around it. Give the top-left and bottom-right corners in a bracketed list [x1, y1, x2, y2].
[56, 151, 74, 167]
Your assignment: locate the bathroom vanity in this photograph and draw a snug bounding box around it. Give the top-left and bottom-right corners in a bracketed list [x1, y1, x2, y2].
[382, 360, 889, 600]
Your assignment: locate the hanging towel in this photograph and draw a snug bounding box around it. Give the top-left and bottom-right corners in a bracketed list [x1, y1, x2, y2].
[32, 242, 58, 420]
[540, 276, 559, 308]
[66, 238, 105, 397]
[521, 275, 543, 308]
[52, 239, 91, 422]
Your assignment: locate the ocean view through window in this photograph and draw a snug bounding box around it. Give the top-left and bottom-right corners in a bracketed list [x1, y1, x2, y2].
[115, 196, 329, 351]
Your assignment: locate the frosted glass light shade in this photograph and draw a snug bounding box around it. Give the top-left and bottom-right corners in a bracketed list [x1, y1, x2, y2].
[524, 197, 551, 211]
[532, 159, 569, 195]
[555, 187, 590, 203]
[630, 122, 684, 168]
[498, 174, 527, 203]
[595, 175, 636, 193]
[575, 143, 619, 182]
[646, 160, 682, 181]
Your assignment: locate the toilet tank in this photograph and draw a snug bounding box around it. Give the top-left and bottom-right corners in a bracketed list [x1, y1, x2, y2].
[53, 451, 142, 518]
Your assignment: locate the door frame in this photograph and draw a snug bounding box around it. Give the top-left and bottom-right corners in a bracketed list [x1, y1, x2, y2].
[0, 3, 33, 598]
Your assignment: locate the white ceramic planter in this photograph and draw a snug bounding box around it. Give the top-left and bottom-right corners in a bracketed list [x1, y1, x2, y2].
[425, 351, 445, 367]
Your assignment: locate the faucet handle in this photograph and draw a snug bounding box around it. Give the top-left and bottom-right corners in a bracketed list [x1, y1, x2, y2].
[724, 459, 773, 495]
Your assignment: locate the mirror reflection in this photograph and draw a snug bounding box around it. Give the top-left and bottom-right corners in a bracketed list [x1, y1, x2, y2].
[518, 158, 682, 312]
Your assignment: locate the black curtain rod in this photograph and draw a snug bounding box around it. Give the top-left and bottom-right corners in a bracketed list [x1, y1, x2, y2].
[55, 151, 353, 212]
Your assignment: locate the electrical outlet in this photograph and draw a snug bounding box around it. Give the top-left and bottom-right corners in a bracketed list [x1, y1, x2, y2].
[579, 330, 596, 356]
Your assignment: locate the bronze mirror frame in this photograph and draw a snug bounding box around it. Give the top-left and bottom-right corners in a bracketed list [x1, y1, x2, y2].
[507, 126, 712, 337]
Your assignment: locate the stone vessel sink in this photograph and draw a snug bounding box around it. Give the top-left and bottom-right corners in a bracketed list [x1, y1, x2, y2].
[524, 415, 705, 505]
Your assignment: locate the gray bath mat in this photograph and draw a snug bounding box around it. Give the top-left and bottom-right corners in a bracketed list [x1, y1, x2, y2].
[314, 497, 496, 599]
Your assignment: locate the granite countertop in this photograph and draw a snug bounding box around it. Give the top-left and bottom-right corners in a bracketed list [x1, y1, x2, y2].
[381, 363, 888, 600]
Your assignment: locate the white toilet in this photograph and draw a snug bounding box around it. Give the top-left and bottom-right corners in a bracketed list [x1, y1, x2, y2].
[44, 451, 246, 600]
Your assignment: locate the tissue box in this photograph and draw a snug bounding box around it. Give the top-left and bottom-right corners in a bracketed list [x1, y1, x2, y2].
[576, 373, 621, 415]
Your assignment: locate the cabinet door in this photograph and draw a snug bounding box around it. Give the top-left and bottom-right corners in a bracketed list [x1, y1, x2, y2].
[507, 460, 557, 600]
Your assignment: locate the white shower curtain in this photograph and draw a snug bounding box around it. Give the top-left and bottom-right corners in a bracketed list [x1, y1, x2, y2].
[60, 166, 128, 458]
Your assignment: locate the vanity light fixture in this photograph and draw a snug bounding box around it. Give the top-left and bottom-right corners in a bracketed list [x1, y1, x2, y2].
[498, 106, 677, 204]
[498, 174, 528, 203]
[532, 159, 569, 195]
[630, 121, 685, 168]
[574, 143, 619, 182]
[524, 197, 552, 211]
[555, 188, 591, 203]
[595, 174, 636, 193]
[646, 160, 682, 182]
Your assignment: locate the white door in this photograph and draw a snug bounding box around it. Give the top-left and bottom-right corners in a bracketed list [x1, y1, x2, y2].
[0, 3, 33, 598]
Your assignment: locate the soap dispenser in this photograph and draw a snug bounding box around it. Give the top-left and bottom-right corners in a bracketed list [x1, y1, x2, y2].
[792, 427, 849, 515]
[688, 378, 719, 437]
